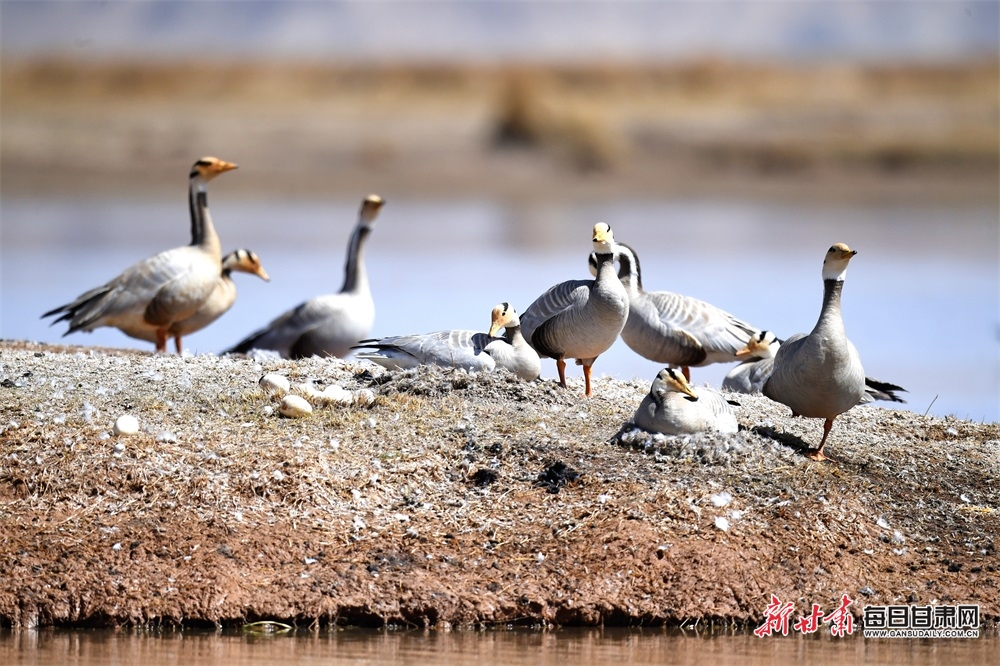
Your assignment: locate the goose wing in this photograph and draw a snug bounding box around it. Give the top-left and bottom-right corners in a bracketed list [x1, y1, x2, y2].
[639, 290, 758, 365]
[354, 330, 495, 371]
[44, 245, 209, 333]
[519, 279, 592, 355]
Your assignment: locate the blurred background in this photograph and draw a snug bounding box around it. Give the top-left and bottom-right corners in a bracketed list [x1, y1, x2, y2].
[1, 1, 997, 421]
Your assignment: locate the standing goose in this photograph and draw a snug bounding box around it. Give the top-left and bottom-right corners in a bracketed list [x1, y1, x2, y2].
[351, 302, 541, 381]
[521, 223, 629, 396]
[108, 248, 271, 353]
[588, 242, 763, 381]
[632, 367, 738, 435]
[166, 249, 270, 351]
[724, 330, 908, 406]
[762, 243, 867, 461]
[42, 157, 237, 352]
[226, 194, 384, 359]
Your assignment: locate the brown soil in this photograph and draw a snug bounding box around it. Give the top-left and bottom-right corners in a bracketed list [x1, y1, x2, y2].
[0, 341, 997, 630]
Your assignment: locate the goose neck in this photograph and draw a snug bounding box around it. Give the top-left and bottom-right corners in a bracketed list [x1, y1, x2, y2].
[814, 278, 846, 334]
[188, 177, 221, 259]
[341, 224, 372, 294]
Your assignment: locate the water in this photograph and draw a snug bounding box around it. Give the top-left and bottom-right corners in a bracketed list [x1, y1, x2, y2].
[1, 196, 996, 422]
[1, 627, 996, 665]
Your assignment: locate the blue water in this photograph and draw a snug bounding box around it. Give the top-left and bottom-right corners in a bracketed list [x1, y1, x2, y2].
[1, 196, 997, 422]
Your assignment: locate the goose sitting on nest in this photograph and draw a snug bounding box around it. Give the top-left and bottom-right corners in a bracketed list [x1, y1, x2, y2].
[43, 157, 238, 353]
[352, 302, 540, 381]
[227, 194, 384, 359]
[520, 222, 629, 397]
[632, 367, 739, 435]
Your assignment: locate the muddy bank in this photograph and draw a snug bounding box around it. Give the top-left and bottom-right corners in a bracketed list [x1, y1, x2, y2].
[0, 341, 997, 629]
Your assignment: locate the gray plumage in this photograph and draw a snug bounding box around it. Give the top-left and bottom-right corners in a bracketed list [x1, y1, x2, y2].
[725, 330, 907, 405]
[227, 195, 383, 359]
[42, 157, 237, 353]
[520, 223, 629, 396]
[352, 303, 540, 381]
[633, 367, 739, 435]
[589, 242, 762, 376]
[762, 243, 867, 460]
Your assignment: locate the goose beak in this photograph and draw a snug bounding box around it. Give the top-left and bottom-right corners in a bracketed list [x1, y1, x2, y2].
[488, 321, 502, 337]
[254, 266, 271, 282]
[734, 345, 753, 357]
[216, 160, 238, 173]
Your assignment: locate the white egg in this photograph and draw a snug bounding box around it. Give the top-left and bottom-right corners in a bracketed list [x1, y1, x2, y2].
[322, 384, 354, 407]
[259, 373, 290, 394]
[113, 414, 140, 436]
[279, 395, 312, 418]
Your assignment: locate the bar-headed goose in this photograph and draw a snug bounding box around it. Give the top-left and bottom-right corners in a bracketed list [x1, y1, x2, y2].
[352, 302, 540, 381]
[521, 223, 629, 397]
[589, 242, 763, 381]
[633, 367, 738, 435]
[762, 243, 868, 461]
[227, 194, 384, 359]
[107, 248, 270, 353]
[725, 330, 907, 407]
[42, 157, 237, 352]
[722, 330, 781, 394]
[166, 249, 270, 350]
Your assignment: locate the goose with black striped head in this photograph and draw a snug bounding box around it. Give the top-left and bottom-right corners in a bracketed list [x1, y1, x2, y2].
[352, 302, 540, 381]
[588, 241, 764, 381]
[42, 156, 237, 352]
[520, 222, 629, 396]
[633, 367, 738, 435]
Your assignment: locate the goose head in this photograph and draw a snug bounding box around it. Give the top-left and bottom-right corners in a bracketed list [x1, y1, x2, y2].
[652, 367, 699, 401]
[592, 222, 615, 255]
[735, 330, 780, 358]
[191, 156, 238, 181]
[359, 194, 385, 226]
[488, 302, 521, 337]
[822, 243, 857, 281]
[223, 249, 270, 281]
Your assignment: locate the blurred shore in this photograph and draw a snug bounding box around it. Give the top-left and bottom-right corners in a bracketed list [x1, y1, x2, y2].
[2, 59, 997, 203]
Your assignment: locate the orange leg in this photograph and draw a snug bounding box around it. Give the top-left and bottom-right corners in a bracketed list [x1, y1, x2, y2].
[582, 362, 593, 397]
[682, 366, 691, 382]
[155, 329, 169, 353]
[808, 418, 835, 461]
[556, 358, 568, 389]
[174, 334, 183, 355]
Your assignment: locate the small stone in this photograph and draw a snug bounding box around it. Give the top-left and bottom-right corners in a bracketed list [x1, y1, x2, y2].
[279, 395, 312, 418]
[259, 373, 290, 394]
[353, 388, 376, 407]
[711, 491, 732, 507]
[113, 414, 139, 436]
[876, 516, 890, 529]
